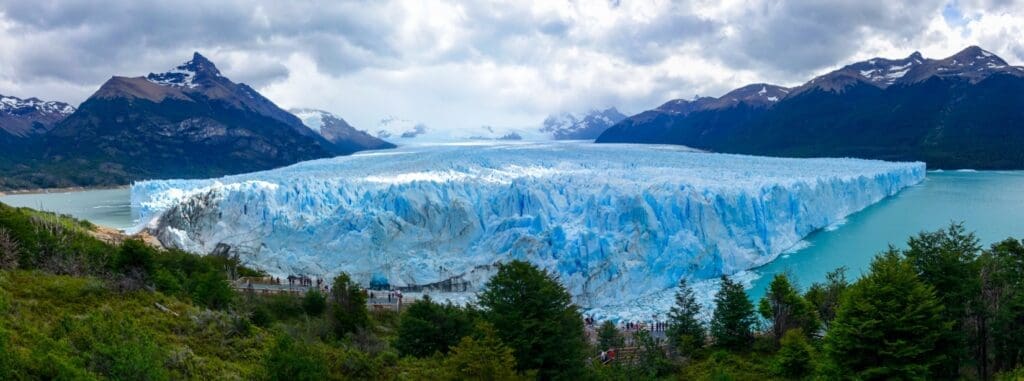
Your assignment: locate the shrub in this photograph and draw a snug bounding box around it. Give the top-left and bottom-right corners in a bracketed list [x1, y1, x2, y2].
[192, 270, 233, 309]
[395, 297, 476, 357]
[302, 289, 327, 316]
[774, 329, 814, 379]
[444, 324, 523, 381]
[264, 335, 328, 381]
[0, 227, 19, 270]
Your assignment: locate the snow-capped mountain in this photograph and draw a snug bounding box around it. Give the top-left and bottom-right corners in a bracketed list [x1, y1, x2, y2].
[5, 52, 373, 189]
[655, 84, 791, 116]
[598, 45, 1024, 169]
[290, 108, 395, 151]
[901, 45, 1024, 84]
[540, 107, 626, 140]
[792, 45, 1024, 95]
[0, 94, 76, 138]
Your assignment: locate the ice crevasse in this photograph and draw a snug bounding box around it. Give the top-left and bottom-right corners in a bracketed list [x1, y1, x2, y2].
[131, 142, 925, 314]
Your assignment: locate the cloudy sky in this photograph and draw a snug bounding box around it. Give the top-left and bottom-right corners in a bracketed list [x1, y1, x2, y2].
[1, 0, 1022, 133]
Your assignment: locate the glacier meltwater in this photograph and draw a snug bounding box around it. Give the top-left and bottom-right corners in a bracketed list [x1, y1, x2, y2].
[131, 141, 925, 318]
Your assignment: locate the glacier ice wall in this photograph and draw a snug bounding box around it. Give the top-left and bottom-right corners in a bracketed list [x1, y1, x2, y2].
[132, 141, 925, 313]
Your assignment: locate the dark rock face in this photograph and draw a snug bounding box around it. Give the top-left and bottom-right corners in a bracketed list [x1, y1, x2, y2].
[541, 107, 627, 140]
[597, 46, 1024, 169]
[1, 53, 394, 190]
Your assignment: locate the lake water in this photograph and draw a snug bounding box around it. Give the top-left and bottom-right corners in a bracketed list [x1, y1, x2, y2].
[0, 188, 134, 230]
[747, 170, 1024, 301]
[3, 171, 1023, 301]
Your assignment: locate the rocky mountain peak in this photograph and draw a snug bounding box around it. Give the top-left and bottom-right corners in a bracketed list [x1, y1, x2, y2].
[947, 45, 1008, 66]
[145, 52, 222, 89]
[718, 83, 790, 105]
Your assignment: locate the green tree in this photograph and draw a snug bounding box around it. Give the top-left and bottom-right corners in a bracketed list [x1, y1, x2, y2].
[759, 273, 819, 341]
[395, 296, 476, 357]
[903, 223, 981, 378]
[302, 289, 327, 316]
[774, 328, 815, 379]
[329, 272, 368, 338]
[666, 277, 705, 355]
[824, 250, 951, 379]
[444, 324, 524, 381]
[981, 238, 1024, 375]
[803, 266, 849, 331]
[709, 275, 756, 350]
[596, 321, 624, 351]
[478, 260, 586, 380]
[264, 334, 328, 381]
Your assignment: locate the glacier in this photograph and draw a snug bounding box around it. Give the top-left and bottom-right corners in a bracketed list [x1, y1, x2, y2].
[131, 141, 925, 318]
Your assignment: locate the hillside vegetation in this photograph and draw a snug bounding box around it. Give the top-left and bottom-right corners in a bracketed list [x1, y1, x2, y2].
[1, 202, 1023, 380]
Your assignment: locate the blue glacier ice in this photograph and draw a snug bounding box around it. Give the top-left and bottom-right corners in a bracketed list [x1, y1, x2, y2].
[131, 141, 925, 318]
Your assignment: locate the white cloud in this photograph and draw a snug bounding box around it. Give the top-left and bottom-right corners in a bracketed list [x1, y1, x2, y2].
[0, 0, 1022, 132]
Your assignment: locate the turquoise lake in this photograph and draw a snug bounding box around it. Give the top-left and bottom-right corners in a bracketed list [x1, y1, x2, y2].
[747, 170, 1024, 301]
[3, 171, 1023, 300]
[0, 188, 134, 230]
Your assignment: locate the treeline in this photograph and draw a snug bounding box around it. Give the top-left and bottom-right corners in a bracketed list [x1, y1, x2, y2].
[1, 201, 1023, 380]
[384, 224, 1024, 380]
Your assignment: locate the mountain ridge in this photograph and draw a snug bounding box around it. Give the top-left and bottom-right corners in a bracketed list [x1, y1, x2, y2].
[0, 53, 392, 190]
[290, 108, 396, 152]
[596, 46, 1024, 169]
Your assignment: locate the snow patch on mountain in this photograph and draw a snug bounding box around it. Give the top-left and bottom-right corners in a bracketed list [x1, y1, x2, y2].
[291, 108, 329, 134]
[131, 142, 925, 317]
[0, 95, 76, 115]
[146, 53, 222, 89]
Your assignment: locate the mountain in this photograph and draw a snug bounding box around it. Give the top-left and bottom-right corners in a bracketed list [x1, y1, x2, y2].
[290, 108, 396, 152]
[0, 94, 75, 138]
[1, 53, 388, 189]
[540, 107, 627, 140]
[597, 46, 1024, 169]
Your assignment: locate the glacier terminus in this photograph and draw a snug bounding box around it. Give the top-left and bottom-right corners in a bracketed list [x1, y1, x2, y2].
[130, 141, 925, 318]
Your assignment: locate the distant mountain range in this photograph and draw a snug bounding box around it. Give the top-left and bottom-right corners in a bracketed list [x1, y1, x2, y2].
[597, 46, 1024, 169]
[0, 53, 392, 190]
[541, 107, 626, 140]
[0, 94, 75, 138]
